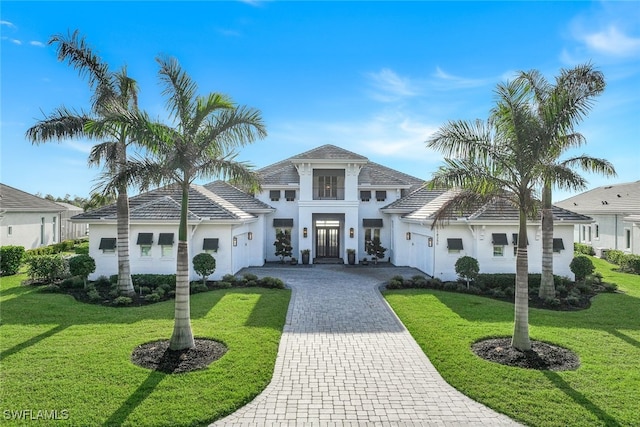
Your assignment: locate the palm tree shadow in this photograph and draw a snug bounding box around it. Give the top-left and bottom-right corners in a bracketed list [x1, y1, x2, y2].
[103, 370, 166, 427]
[0, 324, 68, 362]
[543, 371, 622, 427]
[607, 329, 640, 350]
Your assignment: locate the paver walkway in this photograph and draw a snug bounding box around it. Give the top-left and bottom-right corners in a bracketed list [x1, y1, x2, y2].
[213, 265, 521, 426]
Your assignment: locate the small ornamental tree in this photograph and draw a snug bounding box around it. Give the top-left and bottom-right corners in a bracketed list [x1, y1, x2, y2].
[365, 237, 386, 264]
[570, 255, 595, 283]
[1, 246, 25, 276]
[274, 230, 292, 263]
[68, 254, 96, 288]
[455, 256, 479, 288]
[193, 253, 216, 285]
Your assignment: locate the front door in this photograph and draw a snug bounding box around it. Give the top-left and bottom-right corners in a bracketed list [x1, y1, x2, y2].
[316, 225, 340, 258]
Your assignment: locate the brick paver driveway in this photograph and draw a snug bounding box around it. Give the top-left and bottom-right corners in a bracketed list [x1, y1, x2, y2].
[213, 265, 520, 426]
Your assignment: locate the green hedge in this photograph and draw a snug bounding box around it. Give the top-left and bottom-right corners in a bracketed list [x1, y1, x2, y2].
[25, 254, 69, 282]
[0, 246, 25, 276]
[604, 250, 640, 275]
[574, 243, 595, 256]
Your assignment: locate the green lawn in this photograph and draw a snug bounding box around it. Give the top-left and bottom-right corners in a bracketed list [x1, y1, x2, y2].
[385, 256, 640, 427]
[0, 274, 290, 426]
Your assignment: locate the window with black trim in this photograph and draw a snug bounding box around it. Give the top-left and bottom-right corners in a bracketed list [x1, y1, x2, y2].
[376, 191, 386, 202]
[360, 190, 371, 202]
[203, 238, 219, 253]
[285, 190, 296, 201]
[99, 237, 116, 254]
[158, 233, 174, 257]
[553, 238, 564, 253]
[447, 238, 463, 253]
[137, 233, 153, 257]
[270, 190, 280, 201]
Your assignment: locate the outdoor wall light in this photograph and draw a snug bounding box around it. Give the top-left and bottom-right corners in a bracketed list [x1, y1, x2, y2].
[428, 237, 433, 247]
[247, 232, 253, 241]
[303, 227, 308, 238]
[233, 236, 238, 247]
[349, 227, 354, 238]
[406, 232, 411, 240]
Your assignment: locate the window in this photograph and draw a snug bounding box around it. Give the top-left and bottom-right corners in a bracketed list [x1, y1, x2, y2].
[364, 228, 380, 248]
[582, 225, 586, 242]
[99, 238, 116, 253]
[203, 238, 219, 253]
[493, 246, 504, 257]
[625, 229, 631, 249]
[137, 233, 153, 257]
[313, 169, 344, 200]
[40, 217, 45, 245]
[158, 233, 174, 257]
[447, 238, 463, 253]
[376, 191, 387, 202]
[512, 233, 529, 255]
[7, 226, 12, 236]
[594, 224, 599, 239]
[587, 226, 592, 242]
[285, 190, 296, 201]
[553, 238, 564, 253]
[360, 190, 371, 202]
[52, 216, 57, 243]
[270, 190, 280, 201]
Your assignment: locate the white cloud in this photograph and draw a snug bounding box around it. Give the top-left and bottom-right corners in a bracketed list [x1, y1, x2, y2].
[583, 26, 640, 57]
[432, 67, 492, 90]
[1, 20, 16, 29]
[30, 40, 45, 47]
[366, 68, 419, 102]
[10, 39, 22, 45]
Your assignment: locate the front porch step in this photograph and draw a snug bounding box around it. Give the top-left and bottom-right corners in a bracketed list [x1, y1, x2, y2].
[313, 257, 344, 264]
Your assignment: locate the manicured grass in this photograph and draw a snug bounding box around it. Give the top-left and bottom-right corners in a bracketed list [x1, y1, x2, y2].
[385, 256, 640, 427]
[0, 274, 290, 426]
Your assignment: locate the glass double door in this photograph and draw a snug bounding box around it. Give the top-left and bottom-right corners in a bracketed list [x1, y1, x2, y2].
[315, 220, 340, 258]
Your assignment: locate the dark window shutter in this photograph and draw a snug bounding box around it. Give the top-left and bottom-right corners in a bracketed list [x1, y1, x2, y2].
[136, 233, 153, 245]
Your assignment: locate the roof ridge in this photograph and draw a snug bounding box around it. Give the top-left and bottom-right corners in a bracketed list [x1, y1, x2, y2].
[193, 185, 253, 220]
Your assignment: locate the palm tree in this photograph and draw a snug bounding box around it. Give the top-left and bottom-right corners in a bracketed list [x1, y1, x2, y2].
[25, 30, 137, 296]
[97, 57, 266, 350]
[427, 78, 546, 351]
[515, 65, 616, 299]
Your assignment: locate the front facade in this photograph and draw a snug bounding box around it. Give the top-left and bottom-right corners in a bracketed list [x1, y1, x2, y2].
[0, 183, 63, 249]
[74, 145, 589, 281]
[556, 181, 640, 256]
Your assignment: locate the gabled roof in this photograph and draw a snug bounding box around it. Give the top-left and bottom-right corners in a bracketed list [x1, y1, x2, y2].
[391, 188, 591, 224]
[203, 181, 274, 212]
[0, 183, 64, 212]
[290, 144, 368, 162]
[257, 144, 423, 188]
[555, 181, 640, 214]
[72, 183, 262, 223]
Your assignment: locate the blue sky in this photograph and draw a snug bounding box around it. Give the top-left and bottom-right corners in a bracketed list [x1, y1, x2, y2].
[2, 1, 639, 203]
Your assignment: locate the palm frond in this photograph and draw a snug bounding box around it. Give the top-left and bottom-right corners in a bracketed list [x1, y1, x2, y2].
[88, 141, 118, 169]
[560, 155, 617, 177]
[25, 107, 91, 143]
[156, 56, 197, 128]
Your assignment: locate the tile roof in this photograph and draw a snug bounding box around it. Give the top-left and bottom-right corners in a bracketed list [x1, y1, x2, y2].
[555, 181, 640, 214]
[0, 183, 64, 212]
[382, 186, 446, 211]
[257, 145, 424, 188]
[203, 181, 274, 211]
[72, 183, 258, 222]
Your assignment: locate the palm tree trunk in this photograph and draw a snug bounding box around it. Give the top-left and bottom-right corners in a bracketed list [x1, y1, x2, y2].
[539, 181, 555, 299]
[512, 209, 531, 351]
[169, 183, 195, 350]
[116, 190, 134, 295]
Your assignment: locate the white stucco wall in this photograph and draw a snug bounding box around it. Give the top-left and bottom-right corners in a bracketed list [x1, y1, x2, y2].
[574, 213, 638, 255]
[0, 212, 61, 249]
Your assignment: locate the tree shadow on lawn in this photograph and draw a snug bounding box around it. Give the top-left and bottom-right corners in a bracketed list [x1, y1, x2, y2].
[428, 289, 640, 336]
[543, 371, 622, 427]
[103, 370, 166, 427]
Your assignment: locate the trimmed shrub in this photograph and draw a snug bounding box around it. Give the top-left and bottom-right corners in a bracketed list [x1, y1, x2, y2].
[1, 245, 25, 276]
[25, 254, 69, 282]
[74, 242, 89, 254]
[387, 279, 404, 290]
[190, 282, 209, 294]
[87, 289, 102, 302]
[193, 253, 216, 285]
[574, 243, 595, 256]
[602, 282, 618, 292]
[40, 284, 60, 293]
[604, 249, 626, 266]
[621, 254, 640, 274]
[455, 256, 479, 287]
[259, 276, 285, 289]
[68, 254, 96, 288]
[60, 277, 84, 289]
[94, 275, 111, 287]
[113, 296, 132, 306]
[570, 255, 595, 281]
[145, 293, 162, 303]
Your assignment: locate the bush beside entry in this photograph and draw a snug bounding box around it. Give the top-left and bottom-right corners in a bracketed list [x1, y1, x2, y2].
[455, 256, 480, 288]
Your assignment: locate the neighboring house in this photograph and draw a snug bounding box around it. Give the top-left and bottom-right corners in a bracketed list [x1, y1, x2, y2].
[73, 144, 589, 281]
[556, 181, 640, 256]
[0, 183, 63, 249]
[55, 202, 87, 241]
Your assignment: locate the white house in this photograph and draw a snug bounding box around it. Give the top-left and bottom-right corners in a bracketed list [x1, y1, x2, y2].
[0, 183, 64, 249]
[73, 145, 590, 281]
[556, 181, 640, 256]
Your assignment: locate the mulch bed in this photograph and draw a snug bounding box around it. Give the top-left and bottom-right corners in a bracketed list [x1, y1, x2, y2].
[131, 339, 227, 374]
[472, 338, 580, 371]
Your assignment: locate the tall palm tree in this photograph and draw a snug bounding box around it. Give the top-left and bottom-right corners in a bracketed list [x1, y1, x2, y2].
[25, 30, 137, 296]
[427, 78, 546, 351]
[96, 57, 266, 350]
[515, 65, 616, 299]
